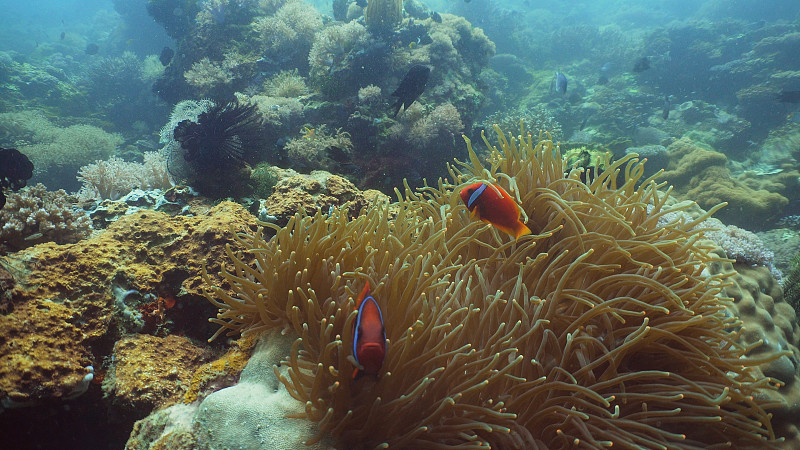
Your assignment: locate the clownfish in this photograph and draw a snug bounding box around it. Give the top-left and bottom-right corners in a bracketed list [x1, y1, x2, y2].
[352, 282, 386, 379]
[460, 182, 532, 239]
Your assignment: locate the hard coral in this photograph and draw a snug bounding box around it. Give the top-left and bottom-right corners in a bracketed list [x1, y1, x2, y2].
[105, 334, 209, 412]
[662, 137, 788, 228]
[263, 171, 370, 226]
[0, 202, 258, 409]
[204, 126, 785, 448]
[0, 183, 91, 251]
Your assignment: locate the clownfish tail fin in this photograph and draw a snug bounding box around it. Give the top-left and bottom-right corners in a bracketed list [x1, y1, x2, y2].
[515, 223, 533, 239]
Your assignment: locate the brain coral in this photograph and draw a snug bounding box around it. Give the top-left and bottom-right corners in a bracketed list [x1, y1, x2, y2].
[204, 126, 786, 448]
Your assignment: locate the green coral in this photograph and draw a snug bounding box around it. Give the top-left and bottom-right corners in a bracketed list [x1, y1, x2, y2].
[0, 110, 122, 187]
[250, 163, 280, 198]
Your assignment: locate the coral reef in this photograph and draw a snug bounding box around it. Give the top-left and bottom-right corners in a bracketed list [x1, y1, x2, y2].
[77, 152, 172, 201]
[364, 0, 402, 35]
[307, 21, 370, 95]
[708, 257, 800, 446]
[261, 171, 376, 226]
[104, 334, 210, 412]
[0, 202, 258, 413]
[284, 125, 354, 173]
[0, 110, 123, 190]
[202, 126, 787, 447]
[126, 331, 329, 450]
[263, 69, 308, 98]
[253, 0, 322, 59]
[407, 102, 464, 149]
[183, 57, 234, 91]
[661, 137, 789, 228]
[0, 184, 91, 252]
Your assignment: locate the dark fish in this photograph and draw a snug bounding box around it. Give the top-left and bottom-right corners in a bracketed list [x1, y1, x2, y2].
[597, 74, 609, 85]
[355, 0, 367, 6]
[553, 71, 567, 94]
[60, 31, 65, 40]
[0, 147, 34, 210]
[327, 145, 350, 163]
[391, 64, 430, 117]
[579, 116, 589, 131]
[662, 96, 671, 120]
[633, 56, 650, 73]
[776, 90, 800, 103]
[159, 46, 174, 66]
[431, 12, 442, 23]
[85, 42, 99, 55]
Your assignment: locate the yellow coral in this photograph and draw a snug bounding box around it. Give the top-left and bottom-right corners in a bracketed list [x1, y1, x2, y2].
[204, 125, 785, 448]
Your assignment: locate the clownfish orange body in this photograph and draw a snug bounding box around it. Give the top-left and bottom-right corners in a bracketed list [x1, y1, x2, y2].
[352, 282, 386, 379]
[460, 182, 532, 239]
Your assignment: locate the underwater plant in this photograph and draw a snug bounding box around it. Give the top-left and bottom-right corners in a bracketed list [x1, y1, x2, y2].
[203, 125, 785, 448]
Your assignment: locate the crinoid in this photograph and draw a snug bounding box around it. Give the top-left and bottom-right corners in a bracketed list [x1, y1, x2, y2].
[169, 101, 266, 197]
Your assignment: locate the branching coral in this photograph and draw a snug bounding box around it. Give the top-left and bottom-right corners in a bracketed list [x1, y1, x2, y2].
[0, 183, 91, 251]
[284, 125, 353, 172]
[204, 125, 785, 448]
[77, 152, 172, 201]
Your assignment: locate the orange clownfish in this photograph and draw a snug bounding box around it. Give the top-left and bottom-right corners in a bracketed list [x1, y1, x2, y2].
[460, 182, 532, 239]
[352, 282, 386, 379]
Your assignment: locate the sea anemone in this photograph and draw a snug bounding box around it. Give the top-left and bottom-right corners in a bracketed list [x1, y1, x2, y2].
[169, 101, 266, 196]
[204, 124, 785, 448]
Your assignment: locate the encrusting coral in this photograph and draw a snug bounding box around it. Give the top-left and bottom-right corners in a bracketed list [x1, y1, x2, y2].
[204, 125, 786, 448]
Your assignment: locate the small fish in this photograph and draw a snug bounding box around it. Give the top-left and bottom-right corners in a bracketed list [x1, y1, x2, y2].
[159, 46, 174, 66]
[597, 74, 609, 85]
[351, 282, 386, 379]
[391, 64, 430, 117]
[60, 31, 65, 40]
[553, 71, 567, 94]
[85, 42, 99, 55]
[460, 182, 532, 239]
[776, 90, 800, 103]
[431, 12, 442, 23]
[355, 0, 367, 6]
[23, 232, 44, 241]
[601, 62, 613, 73]
[633, 56, 650, 73]
[662, 95, 671, 120]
